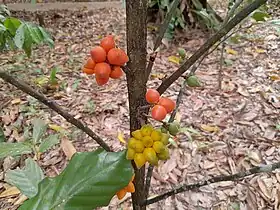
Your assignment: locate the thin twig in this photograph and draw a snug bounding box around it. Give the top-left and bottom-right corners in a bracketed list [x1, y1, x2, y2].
[0, 71, 111, 151]
[141, 161, 280, 206]
[146, 0, 181, 79]
[223, 0, 244, 25]
[144, 83, 185, 199]
[157, 0, 268, 95]
[218, 43, 225, 89]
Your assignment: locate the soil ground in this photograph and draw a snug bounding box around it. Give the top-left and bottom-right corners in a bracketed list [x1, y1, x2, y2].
[0, 1, 280, 210]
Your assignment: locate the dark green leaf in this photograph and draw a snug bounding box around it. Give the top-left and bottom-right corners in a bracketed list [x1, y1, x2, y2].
[5, 158, 44, 198]
[0, 142, 33, 159]
[38, 26, 54, 48]
[29, 26, 44, 44]
[0, 126, 5, 142]
[14, 23, 25, 49]
[20, 149, 133, 210]
[4, 17, 21, 36]
[32, 118, 47, 144]
[39, 134, 60, 153]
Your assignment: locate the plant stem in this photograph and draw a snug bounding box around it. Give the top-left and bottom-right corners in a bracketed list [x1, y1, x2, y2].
[0, 71, 111, 151]
[126, 0, 148, 209]
[142, 161, 280, 206]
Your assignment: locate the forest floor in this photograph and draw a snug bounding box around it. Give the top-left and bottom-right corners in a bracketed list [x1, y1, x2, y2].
[0, 1, 280, 210]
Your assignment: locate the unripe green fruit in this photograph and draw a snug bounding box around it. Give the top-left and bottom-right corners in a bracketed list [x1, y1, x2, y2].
[153, 141, 165, 153]
[142, 136, 153, 148]
[132, 130, 142, 140]
[160, 133, 170, 145]
[151, 130, 162, 141]
[157, 147, 170, 160]
[140, 124, 153, 136]
[134, 153, 146, 169]
[185, 75, 201, 87]
[126, 148, 136, 160]
[168, 122, 180, 136]
[128, 138, 137, 149]
[177, 47, 186, 59]
[161, 127, 168, 133]
[143, 148, 158, 166]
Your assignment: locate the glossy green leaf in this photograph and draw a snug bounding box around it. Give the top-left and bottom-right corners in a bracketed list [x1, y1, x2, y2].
[20, 149, 133, 210]
[5, 158, 44, 198]
[0, 142, 33, 159]
[14, 23, 26, 49]
[38, 26, 54, 48]
[0, 126, 5, 142]
[32, 118, 47, 144]
[4, 17, 21, 36]
[14, 22, 54, 57]
[29, 26, 44, 44]
[39, 134, 60, 153]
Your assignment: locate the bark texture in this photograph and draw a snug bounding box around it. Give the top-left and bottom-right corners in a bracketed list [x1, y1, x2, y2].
[126, 0, 148, 210]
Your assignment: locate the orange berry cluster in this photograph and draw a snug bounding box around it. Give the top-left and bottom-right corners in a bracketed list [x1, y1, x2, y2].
[126, 124, 170, 169]
[82, 35, 129, 86]
[145, 89, 176, 121]
[116, 174, 135, 200]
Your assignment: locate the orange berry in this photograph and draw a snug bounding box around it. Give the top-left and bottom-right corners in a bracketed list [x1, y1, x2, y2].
[125, 181, 135, 193]
[146, 89, 160, 104]
[158, 97, 176, 113]
[82, 67, 95, 75]
[94, 62, 111, 79]
[107, 48, 129, 66]
[84, 57, 96, 69]
[100, 35, 115, 53]
[90, 46, 106, 63]
[110, 66, 123, 79]
[151, 105, 167, 121]
[116, 189, 127, 200]
[95, 74, 109, 86]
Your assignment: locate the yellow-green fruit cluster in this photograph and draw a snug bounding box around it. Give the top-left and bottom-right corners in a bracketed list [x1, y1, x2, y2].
[126, 124, 170, 169]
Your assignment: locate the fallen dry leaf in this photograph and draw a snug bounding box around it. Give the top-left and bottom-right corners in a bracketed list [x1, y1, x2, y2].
[61, 137, 77, 160]
[0, 186, 20, 198]
[200, 124, 220, 133]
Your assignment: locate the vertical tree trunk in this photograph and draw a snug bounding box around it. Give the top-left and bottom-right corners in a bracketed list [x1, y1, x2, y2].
[126, 0, 148, 210]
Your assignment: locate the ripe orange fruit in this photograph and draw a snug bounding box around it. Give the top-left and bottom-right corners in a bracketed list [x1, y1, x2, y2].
[146, 89, 160, 104]
[151, 105, 167, 121]
[110, 66, 123, 79]
[100, 35, 115, 53]
[95, 74, 109, 86]
[94, 62, 111, 79]
[82, 67, 95, 75]
[107, 48, 129, 66]
[90, 46, 106, 63]
[84, 57, 96, 69]
[116, 189, 127, 200]
[158, 97, 176, 113]
[125, 181, 135, 193]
